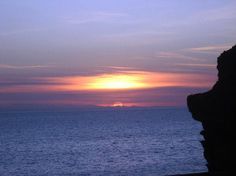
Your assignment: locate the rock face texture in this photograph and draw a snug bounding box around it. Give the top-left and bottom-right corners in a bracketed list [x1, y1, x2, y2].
[187, 45, 236, 173]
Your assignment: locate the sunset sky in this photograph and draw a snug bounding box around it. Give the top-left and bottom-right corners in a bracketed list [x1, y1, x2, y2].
[0, 0, 236, 108]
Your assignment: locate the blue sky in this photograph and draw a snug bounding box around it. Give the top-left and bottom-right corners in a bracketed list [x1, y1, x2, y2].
[0, 0, 236, 108]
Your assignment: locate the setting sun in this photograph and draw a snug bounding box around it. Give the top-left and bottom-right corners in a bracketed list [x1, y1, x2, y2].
[112, 102, 124, 107]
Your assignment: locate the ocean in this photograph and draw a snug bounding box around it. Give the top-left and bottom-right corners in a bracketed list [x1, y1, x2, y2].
[0, 107, 207, 176]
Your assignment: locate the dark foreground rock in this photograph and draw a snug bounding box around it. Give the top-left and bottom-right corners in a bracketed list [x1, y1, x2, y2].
[187, 45, 236, 174]
[171, 171, 234, 175]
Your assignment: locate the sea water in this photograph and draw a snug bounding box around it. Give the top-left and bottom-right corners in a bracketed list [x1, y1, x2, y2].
[0, 107, 207, 176]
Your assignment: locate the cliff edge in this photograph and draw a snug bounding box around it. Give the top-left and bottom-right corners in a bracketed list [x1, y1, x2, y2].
[187, 45, 236, 174]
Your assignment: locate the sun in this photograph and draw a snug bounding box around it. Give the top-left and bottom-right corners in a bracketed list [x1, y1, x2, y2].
[112, 102, 124, 107]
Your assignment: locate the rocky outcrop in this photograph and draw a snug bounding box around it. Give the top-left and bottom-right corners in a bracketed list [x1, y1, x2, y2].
[187, 45, 236, 174]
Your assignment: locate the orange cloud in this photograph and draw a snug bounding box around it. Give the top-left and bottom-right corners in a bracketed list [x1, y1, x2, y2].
[185, 44, 232, 53]
[42, 70, 214, 91]
[0, 70, 215, 94]
[0, 69, 215, 107]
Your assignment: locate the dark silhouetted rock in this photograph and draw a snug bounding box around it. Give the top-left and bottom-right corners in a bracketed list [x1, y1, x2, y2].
[187, 45, 236, 174]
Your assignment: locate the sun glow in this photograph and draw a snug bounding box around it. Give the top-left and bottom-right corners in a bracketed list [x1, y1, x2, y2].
[5, 70, 214, 94]
[112, 102, 124, 107]
[87, 74, 147, 90]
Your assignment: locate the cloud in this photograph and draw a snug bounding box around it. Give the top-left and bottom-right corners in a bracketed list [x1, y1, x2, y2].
[0, 69, 215, 94]
[185, 44, 232, 54]
[0, 86, 210, 108]
[66, 11, 127, 24]
[160, 1, 236, 31]
[196, 2, 236, 22]
[0, 64, 52, 69]
[0, 64, 216, 108]
[155, 51, 200, 61]
[175, 63, 216, 68]
[99, 30, 174, 47]
[0, 28, 46, 37]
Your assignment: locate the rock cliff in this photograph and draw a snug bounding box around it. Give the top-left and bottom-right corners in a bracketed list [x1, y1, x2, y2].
[187, 45, 236, 174]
